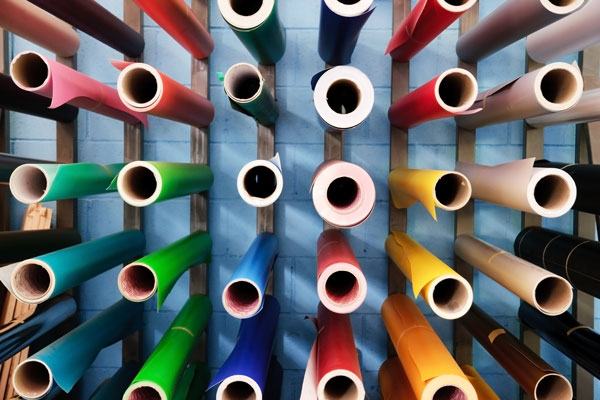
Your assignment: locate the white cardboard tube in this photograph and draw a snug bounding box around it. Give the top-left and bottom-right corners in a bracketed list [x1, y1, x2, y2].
[224, 62, 264, 103]
[117, 63, 162, 111]
[323, 0, 373, 17]
[526, 88, 600, 128]
[455, 234, 573, 316]
[317, 369, 364, 400]
[426, 274, 473, 320]
[216, 375, 262, 400]
[237, 154, 283, 208]
[222, 279, 263, 319]
[118, 263, 158, 303]
[116, 161, 162, 207]
[9, 164, 49, 204]
[313, 66, 375, 131]
[124, 381, 168, 400]
[11, 259, 55, 304]
[534, 373, 573, 400]
[317, 265, 367, 315]
[10, 51, 50, 92]
[217, 0, 274, 29]
[12, 359, 53, 400]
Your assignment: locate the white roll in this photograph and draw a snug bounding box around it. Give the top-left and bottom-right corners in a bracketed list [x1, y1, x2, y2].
[237, 153, 283, 208]
[313, 66, 375, 131]
[526, 88, 600, 128]
[217, 0, 274, 29]
[456, 158, 577, 218]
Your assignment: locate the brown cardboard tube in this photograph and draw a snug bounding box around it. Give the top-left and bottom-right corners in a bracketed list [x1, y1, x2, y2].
[222, 280, 262, 318]
[224, 63, 262, 102]
[9, 165, 48, 203]
[10, 52, 49, 91]
[12, 359, 53, 399]
[11, 260, 54, 304]
[118, 163, 160, 207]
[435, 172, 471, 211]
[428, 275, 473, 319]
[118, 263, 157, 303]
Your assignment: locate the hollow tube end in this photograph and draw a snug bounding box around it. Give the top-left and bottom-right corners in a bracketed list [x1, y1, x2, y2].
[118, 263, 158, 303]
[12, 360, 53, 400]
[11, 260, 54, 304]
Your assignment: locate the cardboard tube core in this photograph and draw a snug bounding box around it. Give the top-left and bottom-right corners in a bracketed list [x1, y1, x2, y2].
[533, 175, 571, 211]
[534, 374, 573, 400]
[222, 381, 257, 400]
[432, 278, 470, 314]
[120, 67, 159, 107]
[326, 271, 359, 305]
[223, 280, 261, 317]
[9, 165, 48, 203]
[244, 166, 277, 199]
[547, 0, 578, 6]
[128, 386, 163, 400]
[13, 360, 52, 399]
[444, 0, 470, 5]
[327, 79, 361, 115]
[12, 262, 52, 302]
[327, 177, 360, 209]
[121, 166, 158, 203]
[11, 52, 48, 89]
[230, 0, 263, 16]
[534, 277, 573, 315]
[435, 173, 471, 210]
[119, 264, 157, 302]
[337, 0, 361, 4]
[438, 72, 476, 109]
[323, 375, 359, 400]
[432, 386, 467, 400]
[540, 69, 578, 105]
[225, 64, 261, 101]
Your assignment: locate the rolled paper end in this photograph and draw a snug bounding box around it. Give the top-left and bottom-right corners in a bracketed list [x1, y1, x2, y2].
[434, 172, 472, 212]
[117, 161, 162, 207]
[318, 264, 367, 314]
[540, 0, 585, 14]
[224, 63, 263, 103]
[9, 164, 49, 204]
[534, 373, 573, 400]
[316, 370, 365, 400]
[438, 0, 478, 12]
[217, 0, 275, 30]
[222, 279, 263, 319]
[117, 63, 162, 111]
[435, 68, 478, 113]
[124, 381, 168, 400]
[421, 375, 477, 400]
[10, 51, 50, 91]
[237, 159, 284, 208]
[535, 62, 583, 113]
[322, 0, 373, 17]
[533, 276, 573, 316]
[11, 259, 54, 304]
[527, 168, 577, 218]
[426, 274, 473, 320]
[118, 263, 158, 303]
[12, 359, 53, 400]
[216, 375, 262, 400]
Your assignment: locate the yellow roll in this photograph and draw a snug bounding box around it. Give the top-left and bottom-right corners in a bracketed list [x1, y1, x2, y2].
[389, 168, 471, 220]
[461, 365, 500, 400]
[385, 232, 473, 319]
[379, 357, 417, 400]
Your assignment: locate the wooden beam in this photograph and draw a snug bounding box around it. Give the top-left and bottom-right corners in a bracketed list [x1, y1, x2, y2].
[0, 29, 9, 232]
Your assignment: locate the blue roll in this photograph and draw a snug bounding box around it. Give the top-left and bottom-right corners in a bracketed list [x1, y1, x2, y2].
[12, 298, 142, 399]
[209, 295, 280, 399]
[89, 363, 140, 400]
[264, 356, 283, 400]
[222, 233, 278, 319]
[318, 0, 375, 65]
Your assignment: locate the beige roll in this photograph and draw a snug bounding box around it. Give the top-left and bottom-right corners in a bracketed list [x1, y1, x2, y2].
[455, 158, 577, 218]
[526, 88, 600, 128]
[455, 234, 573, 316]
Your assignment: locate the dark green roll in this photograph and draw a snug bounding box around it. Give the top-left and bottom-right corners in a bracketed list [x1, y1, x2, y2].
[172, 363, 211, 400]
[0, 229, 81, 264]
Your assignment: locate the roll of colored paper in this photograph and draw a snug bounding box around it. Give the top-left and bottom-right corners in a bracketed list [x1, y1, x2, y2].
[386, 232, 473, 320]
[386, 0, 477, 62]
[455, 234, 572, 316]
[389, 68, 478, 129]
[455, 158, 577, 218]
[460, 303, 573, 400]
[171, 363, 210, 400]
[114, 161, 214, 207]
[456, 0, 584, 63]
[223, 63, 279, 126]
[455, 62, 583, 129]
[388, 168, 472, 220]
[514, 226, 600, 299]
[264, 357, 283, 400]
[89, 363, 140, 400]
[312, 66, 375, 131]
[10, 51, 147, 125]
[382, 294, 477, 400]
[0, 0, 79, 57]
[25, 0, 144, 57]
[0, 230, 145, 304]
[519, 302, 600, 379]
[527, 88, 600, 127]
[0, 153, 51, 184]
[113, 60, 214, 127]
[123, 295, 211, 400]
[119, 230, 211, 309]
[209, 295, 279, 399]
[132, 0, 213, 59]
[311, 160, 376, 228]
[0, 295, 76, 364]
[217, 0, 286, 64]
[9, 163, 125, 204]
[0, 73, 78, 123]
[222, 233, 278, 318]
[318, 0, 374, 65]
[237, 154, 283, 208]
[316, 229, 367, 314]
[12, 298, 143, 398]
[299, 303, 365, 400]
[0, 228, 81, 264]
[527, 0, 600, 63]
[378, 357, 417, 400]
[460, 365, 500, 400]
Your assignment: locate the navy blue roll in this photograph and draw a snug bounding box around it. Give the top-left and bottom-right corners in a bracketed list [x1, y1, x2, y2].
[264, 356, 283, 400]
[318, 0, 375, 65]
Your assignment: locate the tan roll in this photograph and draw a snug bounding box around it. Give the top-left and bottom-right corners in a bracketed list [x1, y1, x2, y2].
[526, 88, 600, 128]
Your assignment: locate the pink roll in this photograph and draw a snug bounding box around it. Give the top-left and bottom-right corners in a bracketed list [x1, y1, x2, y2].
[311, 160, 376, 229]
[10, 51, 147, 126]
[317, 229, 367, 314]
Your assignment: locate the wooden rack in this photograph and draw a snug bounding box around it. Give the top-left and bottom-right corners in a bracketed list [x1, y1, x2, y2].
[0, 28, 9, 231]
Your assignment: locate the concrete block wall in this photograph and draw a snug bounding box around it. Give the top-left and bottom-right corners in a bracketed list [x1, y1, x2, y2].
[6, 0, 599, 398]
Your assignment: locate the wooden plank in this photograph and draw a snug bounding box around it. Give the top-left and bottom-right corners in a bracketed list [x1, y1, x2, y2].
[453, 2, 479, 366]
[0, 29, 8, 232]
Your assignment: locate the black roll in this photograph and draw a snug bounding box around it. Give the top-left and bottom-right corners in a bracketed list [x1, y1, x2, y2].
[0, 153, 53, 184]
[0, 228, 81, 263]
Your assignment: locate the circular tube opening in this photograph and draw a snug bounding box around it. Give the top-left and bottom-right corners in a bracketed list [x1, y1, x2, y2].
[327, 79, 360, 115]
[443, 0, 470, 5]
[336, 0, 361, 4]
[433, 386, 467, 400]
[540, 69, 578, 105]
[224, 281, 260, 316]
[121, 166, 158, 203]
[535, 277, 572, 315]
[327, 177, 360, 209]
[438, 72, 476, 108]
[119, 264, 156, 301]
[432, 278, 470, 315]
[323, 376, 359, 400]
[13, 263, 51, 302]
[226, 65, 261, 101]
[535, 374, 573, 400]
[121, 68, 159, 106]
[326, 271, 359, 305]
[533, 175, 571, 211]
[244, 166, 277, 199]
[127, 386, 162, 400]
[229, 0, 263, 16]
[548, 0, 577, 6]
[435, 174, 471, 209]
[9, 165, 48, 203]
[222, 381, 257, 400]
[13, 361, 52, 399]
[11, 53, 48, 89]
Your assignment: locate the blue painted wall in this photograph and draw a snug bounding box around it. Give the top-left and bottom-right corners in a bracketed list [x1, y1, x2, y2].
[6, 0, 599, 398]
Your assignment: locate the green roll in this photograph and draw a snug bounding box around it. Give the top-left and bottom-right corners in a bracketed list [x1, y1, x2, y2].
[217, 0, 286, 65]
[172, 363, 211, 400]
[1, 230, 145, 304]
[112, 161, 214, 207]
[119, 230, 212, 309]
[9, 162, 125, 204]
[123, 294, 212, 400]
[223, 63, 278, 125]
[0, 229, 81, 264]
